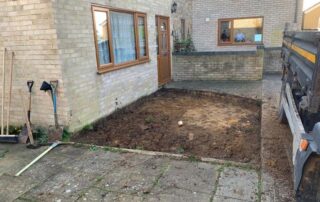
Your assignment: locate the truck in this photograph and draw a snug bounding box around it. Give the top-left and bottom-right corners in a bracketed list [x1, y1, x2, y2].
[279, 31, 320, 201]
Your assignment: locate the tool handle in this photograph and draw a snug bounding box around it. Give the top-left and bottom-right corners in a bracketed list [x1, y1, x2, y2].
[6, 51, 14, 136]
[27, 80, 34, 93]
[19, 90, 34, 145]
[1, 48, 6, 136]
[27, 110, 31, 122]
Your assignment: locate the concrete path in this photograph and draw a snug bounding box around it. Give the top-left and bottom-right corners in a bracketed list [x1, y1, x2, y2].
[260, 74, 294, 201]
[0, 144, 260, 202]
[0, 74, 294, 202]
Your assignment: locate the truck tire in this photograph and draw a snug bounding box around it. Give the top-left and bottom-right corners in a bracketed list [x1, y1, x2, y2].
[278, 105, 287, 124]
[296, 154, 320, 202]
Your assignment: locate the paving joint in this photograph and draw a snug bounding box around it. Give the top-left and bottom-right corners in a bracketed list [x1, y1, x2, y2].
[256, 169, 262, 202]
[0, 149, 8, 159]
[210, 165, 224, 201]
[72, 143, 260, 170]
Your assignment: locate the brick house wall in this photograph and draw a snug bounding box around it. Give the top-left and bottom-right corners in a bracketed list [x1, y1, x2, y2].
[171, 0, 304, 77]
[53, 0, 172, 131]
[0, 0, 172, 131]
[192, 0, 303, 52]
[0, 0, 69, 128]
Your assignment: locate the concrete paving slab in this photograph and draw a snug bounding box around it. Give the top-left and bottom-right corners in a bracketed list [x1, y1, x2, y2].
[49, 145, 88, 158]
[62, 150, 126, 175]
[77, 188, 144, 202]
[18, 193, 77, 202]
[0, 173, 40, 202]
[153, 161, 218, 195]
[145, 188, 211, 202]
[96, 157, 170, 195]
[22, 161, 65, 182]
[20, 168, 99, 201]
[213, 195, 248, 202]
[261, 173, 275, 202]
[214, 167, 258, 202]
[0, 144, 49, 176]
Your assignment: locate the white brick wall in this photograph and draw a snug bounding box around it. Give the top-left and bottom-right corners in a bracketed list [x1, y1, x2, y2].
[173, 49, 264, 81]
[0, 0, 69, 128]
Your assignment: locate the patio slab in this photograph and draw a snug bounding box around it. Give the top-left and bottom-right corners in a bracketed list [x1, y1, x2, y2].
[0, 144, 260, 202]
[214, 167, 259, 201]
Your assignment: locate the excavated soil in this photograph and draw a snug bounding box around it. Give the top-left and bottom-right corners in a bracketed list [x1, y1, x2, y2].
[72, 89, 261, 164]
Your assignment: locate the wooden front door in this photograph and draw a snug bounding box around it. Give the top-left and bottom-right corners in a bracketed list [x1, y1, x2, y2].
[157, 16, 171, 85]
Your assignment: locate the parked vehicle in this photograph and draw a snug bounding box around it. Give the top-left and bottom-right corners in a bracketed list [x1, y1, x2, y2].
[279, 31, 320, 201]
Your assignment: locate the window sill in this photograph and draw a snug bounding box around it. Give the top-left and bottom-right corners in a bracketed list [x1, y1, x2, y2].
[97, 58, 150, 74]
[218, 42, 263, 46]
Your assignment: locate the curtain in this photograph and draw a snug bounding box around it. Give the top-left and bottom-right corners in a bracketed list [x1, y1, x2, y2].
[98, 40, 110, 65]
[110, 12, 136, 64]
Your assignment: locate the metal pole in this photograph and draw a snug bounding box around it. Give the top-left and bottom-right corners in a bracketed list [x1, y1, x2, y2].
[15, 142, 74, 176]
[1, 48, 6, 136]
[15, 141, 60, 176]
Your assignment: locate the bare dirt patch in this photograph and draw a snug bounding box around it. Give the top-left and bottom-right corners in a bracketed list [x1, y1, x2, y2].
[72, 89, 261, 164]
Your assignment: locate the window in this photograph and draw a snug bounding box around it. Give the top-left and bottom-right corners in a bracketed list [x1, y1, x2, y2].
[218, 17, 263, 46]
[92, 6, 149, 73]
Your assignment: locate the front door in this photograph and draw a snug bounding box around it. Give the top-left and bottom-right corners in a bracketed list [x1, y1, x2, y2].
[157, 16, 171, 85]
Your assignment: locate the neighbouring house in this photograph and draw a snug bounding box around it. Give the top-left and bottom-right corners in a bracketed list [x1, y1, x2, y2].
[171, 0, 193, 52]
[0, 0, 173, 131]
[303, 2, 320, 30]
[172, 0, 304, 80]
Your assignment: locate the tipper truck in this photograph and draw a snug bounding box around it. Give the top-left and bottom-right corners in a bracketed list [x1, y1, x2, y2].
[279, 31, 320, 201]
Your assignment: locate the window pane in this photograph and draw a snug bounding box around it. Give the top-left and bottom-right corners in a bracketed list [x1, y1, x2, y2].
[181, 19, 186, 40]
[138, 16, 147, 57]
[233, 18, 263, 43]
[156, 17, 159, 55]
[220, 21, 231, 43]
[110, 11, 136, 64]
[94, 11, 111, 65]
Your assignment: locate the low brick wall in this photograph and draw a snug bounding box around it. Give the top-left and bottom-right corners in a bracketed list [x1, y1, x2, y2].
[172, 49, 264, 81]
[263, 48, 282, 73]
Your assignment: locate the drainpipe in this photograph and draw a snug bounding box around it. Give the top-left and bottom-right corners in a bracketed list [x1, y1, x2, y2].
[294, 0, 298, 23]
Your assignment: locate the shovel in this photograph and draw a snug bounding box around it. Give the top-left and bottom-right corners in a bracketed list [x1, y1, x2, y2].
[19, 81, 35, 144]
[19, 90, 34, 146]
[40, 81, 62, 142]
